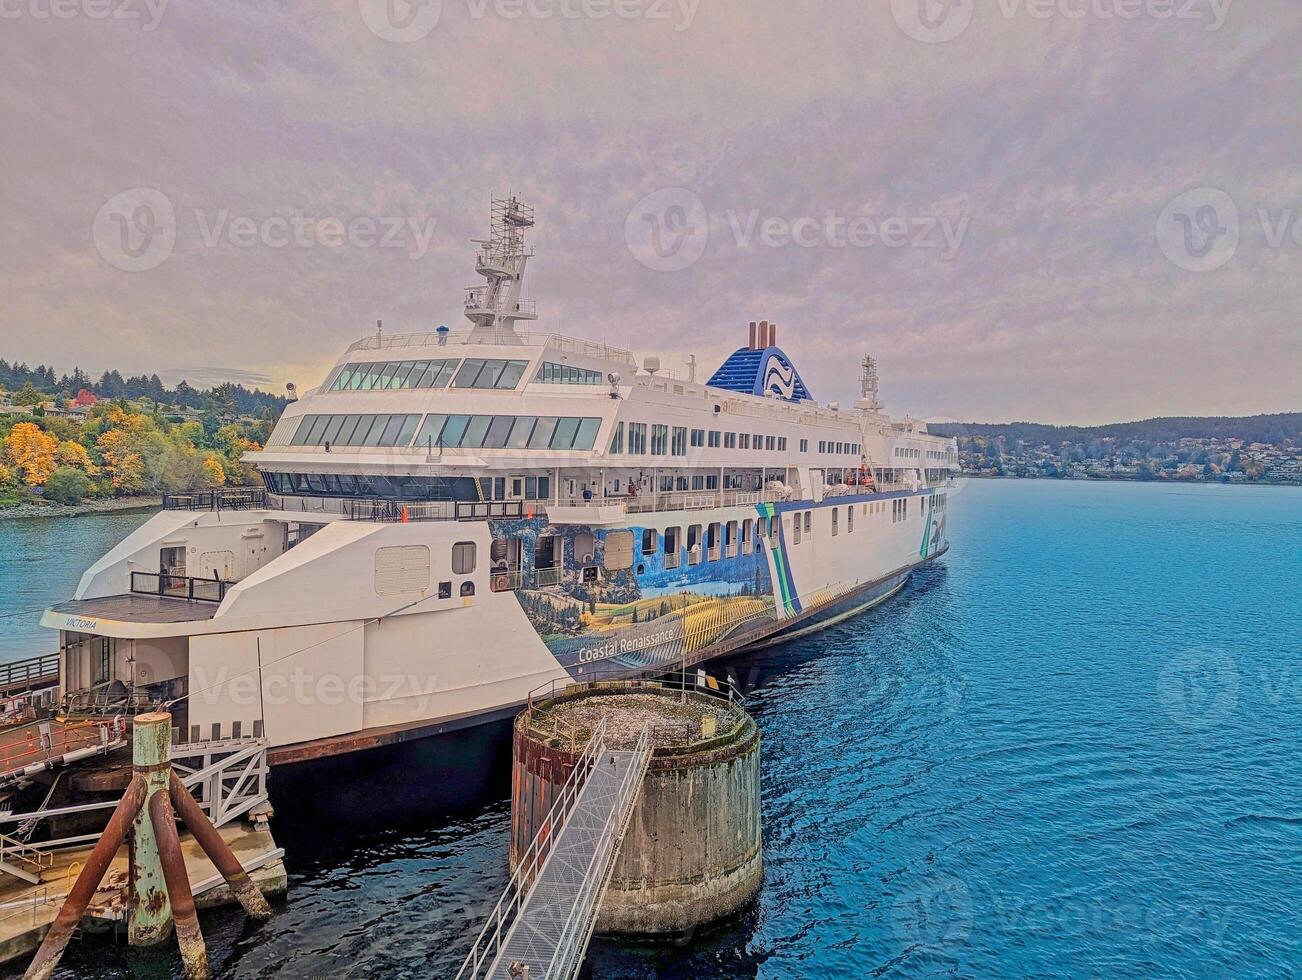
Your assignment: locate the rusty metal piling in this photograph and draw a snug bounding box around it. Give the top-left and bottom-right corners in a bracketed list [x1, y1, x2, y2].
[23, 711, 274, 980]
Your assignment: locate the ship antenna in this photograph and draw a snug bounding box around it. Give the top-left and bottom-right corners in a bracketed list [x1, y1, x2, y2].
[465, 195, 538, 344]
[860, 353, 882, 411]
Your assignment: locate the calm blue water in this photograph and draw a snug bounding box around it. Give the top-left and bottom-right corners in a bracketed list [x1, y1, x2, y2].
[4, 480, 1299, 978]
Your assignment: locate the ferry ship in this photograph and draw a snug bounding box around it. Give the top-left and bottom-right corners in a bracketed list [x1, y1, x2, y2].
[40, 198, 957, 768]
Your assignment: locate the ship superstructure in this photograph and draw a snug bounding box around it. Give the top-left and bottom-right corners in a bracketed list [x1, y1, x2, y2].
[40, 198, 957, 767]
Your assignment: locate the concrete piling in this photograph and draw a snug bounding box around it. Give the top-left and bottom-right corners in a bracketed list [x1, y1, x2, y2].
[511, 678, 763, 937]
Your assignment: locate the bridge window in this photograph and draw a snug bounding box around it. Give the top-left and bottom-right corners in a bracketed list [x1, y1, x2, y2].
[609, 422, 624, 454]
[627, 423, 647, 454]
[330, 358, 460, 391]
[707, 430, 720, 448]
[536, 362, 604, 385]
[290, 414, 421, 448]
[452, 358, 531, 389]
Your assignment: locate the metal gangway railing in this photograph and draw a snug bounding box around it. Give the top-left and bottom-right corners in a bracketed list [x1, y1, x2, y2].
[457, 718, 652, 980]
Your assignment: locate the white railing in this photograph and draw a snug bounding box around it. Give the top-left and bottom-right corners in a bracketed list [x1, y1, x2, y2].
[455, 719, 608, 980]
[0, 739, 269, 853]
[345, 329, 636, 365]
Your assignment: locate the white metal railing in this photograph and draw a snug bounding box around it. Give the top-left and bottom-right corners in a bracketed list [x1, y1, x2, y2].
[0, 738, 268, 853]
[455, 718, 608, 980]
[345, 329, 636, 365]
[535, 566, 562, 588]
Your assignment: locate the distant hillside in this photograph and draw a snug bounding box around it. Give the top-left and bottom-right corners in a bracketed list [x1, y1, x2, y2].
[0, 357, 287, 416]
[928, 413, 1302, 447]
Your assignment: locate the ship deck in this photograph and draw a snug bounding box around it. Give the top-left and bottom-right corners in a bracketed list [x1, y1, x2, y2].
[47, 595, 221, 625]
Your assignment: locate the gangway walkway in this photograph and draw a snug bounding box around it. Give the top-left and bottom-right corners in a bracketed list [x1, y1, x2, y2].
[457, 718, 652, 980]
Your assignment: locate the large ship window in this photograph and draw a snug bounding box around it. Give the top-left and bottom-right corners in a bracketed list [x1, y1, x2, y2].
[288, 414, 421, 448]
[452, 358, 531, 389]
[641, 529, 658, 555]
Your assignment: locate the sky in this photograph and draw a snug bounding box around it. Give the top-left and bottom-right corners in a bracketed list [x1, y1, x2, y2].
[1, 0, 1298, 425]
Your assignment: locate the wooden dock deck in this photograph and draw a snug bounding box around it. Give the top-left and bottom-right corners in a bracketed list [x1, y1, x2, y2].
[0, 820, 285, 965]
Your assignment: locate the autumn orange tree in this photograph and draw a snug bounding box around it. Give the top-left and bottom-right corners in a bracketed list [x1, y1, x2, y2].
[4, 421, 59, 485]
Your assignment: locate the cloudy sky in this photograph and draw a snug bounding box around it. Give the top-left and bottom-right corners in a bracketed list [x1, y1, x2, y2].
[1, 0, 1298, 424]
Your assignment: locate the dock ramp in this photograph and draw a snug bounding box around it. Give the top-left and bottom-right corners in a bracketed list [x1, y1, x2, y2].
[457, 719, 651, 980]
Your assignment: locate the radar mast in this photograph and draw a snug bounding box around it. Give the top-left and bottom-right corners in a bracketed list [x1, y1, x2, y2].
[465, 195, 538, 343]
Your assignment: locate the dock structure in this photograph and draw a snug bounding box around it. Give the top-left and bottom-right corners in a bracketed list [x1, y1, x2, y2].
[0, 720, 283, 971]
[458, 718, 652, 980]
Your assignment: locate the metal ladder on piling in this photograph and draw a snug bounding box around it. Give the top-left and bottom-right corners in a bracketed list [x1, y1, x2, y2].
[456, 718, 652, 980]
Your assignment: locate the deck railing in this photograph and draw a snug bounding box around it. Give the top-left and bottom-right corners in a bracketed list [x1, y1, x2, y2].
[129, 571, 230, 603]
[0, 654, 60, 694]
[162, 488, 266, 511]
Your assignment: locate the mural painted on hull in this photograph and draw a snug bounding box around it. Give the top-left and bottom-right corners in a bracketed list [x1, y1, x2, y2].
[920, 498, 947, 558]
[489, 515, 777, 676]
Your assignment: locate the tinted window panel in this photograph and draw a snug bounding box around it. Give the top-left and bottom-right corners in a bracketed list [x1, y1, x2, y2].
[495, 360, 528, 389]
[361, 415, 390, 446]
[288, 416, 312, 446]
[484, 415, 515, 448]
[378, 415, 407, 446]
[414, 414, 447, 448]
[453, 359, 485, 388]
[461, 415, 493, 447]
[303, 416, 331, 444]
[551, 417, 580, 450]
[391, 361, 418, 387]
[320, 415, 346, 445]
[507, 416, 536, 448]
[395, 415, 419, 446]
[430, 359, 459, 387]
[529, 417, 558, 448]
[440, 415, 470, 447]
[473, 360, 505, 388]
[574, 418, 601, 450]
